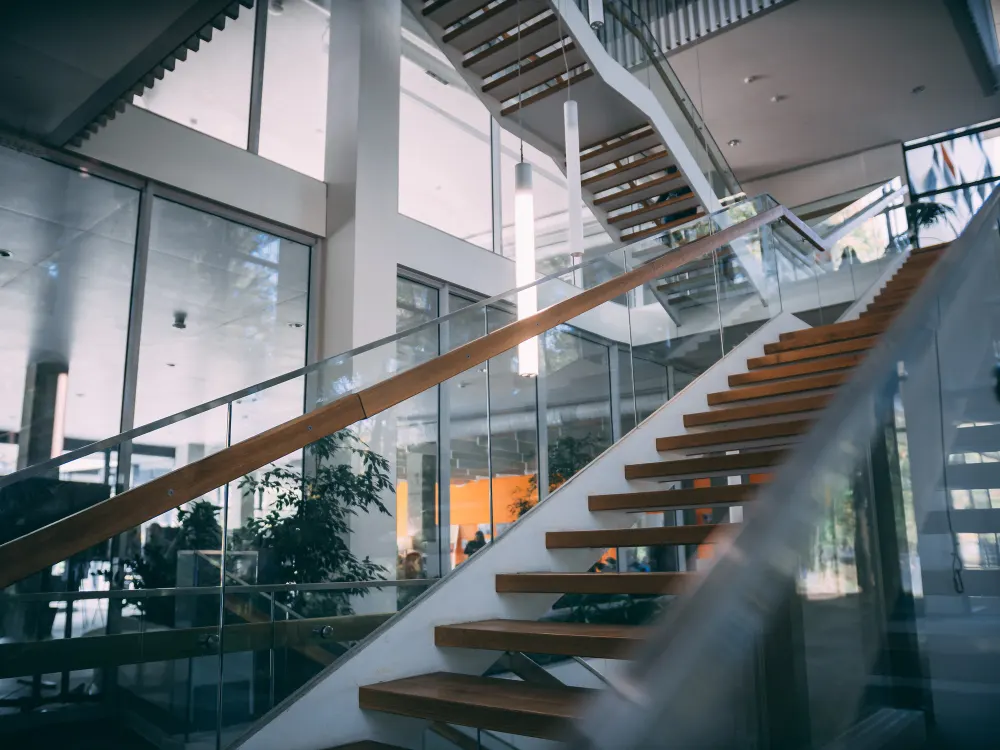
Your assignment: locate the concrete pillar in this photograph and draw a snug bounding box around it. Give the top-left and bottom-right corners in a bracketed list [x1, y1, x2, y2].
[320, 0, 403, 612]
[16, 361, 69, 473]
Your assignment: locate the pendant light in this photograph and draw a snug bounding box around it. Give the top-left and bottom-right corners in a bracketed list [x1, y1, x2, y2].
[588, 0, 605, 29]
[513, 0, 539, 377]
[515, 161, 539, 377]
[560, 4, 584, 288]
[565, 100, 583, 285]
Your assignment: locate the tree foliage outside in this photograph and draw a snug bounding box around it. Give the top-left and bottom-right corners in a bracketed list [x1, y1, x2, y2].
[236, 430, 393, 617]
[128, 430, 394, 623]
[509, 434, 600, 519]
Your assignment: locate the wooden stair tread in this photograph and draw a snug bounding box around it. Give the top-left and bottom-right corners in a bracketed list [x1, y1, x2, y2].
[655, 420, 812, 452]
[496, 572, 695, 595]
[708, 371, 847, 405]
[499, 68, 594, 116]
[593, 171, 685, 211]
[359, 672, 589, 740]
[624, 210, 705, 241]
[590, 483, 760, 511]
[423, 0, 489, 25]
[547, 524, 737, 549]
[582, 151, 673, 191]
[729, 355, 862, 386]
[747, 336, 877, 369]
[608, 191, 697, 225]
[582, 126, 658, 166]
[684, 394, 831, 427]
[767, 318, 886, 353]
[435, 619, 649, 658]
[462, 16, 561, 76]
[443, 0, 549, 50]
[624, 449, 785, 480]
[482, 43, 585, 102]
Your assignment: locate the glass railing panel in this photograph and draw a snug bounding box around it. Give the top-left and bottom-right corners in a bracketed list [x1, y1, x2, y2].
[569, 192, 1000, 750]
[1, 202, 820, 750]
[586, 0, 742, 201]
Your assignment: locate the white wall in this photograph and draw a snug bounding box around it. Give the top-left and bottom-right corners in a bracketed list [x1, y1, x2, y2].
[73, 104, 327, 236]
[236, 311, 807, 750]
[743, 142, 907, 208]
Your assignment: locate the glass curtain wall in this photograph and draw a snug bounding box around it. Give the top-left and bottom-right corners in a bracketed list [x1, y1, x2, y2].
[394, 272, 627, 576]
[0, 142, 316, 748]
[905, 117, 1000, 243]
[133, 0, 331, 178]
[0, 147, 139, 476]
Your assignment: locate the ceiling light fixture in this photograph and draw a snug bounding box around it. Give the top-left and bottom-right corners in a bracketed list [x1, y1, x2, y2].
[0, 249, 11, 258]
[911, 85, 926, 95]
[172, 311, 188, 330]
[514, 1, 538, 378]
[770, 95, 786, 103]
[744, 75, 758, 84]
[728, 139, 742, 147]
[288, 322, 304, 328]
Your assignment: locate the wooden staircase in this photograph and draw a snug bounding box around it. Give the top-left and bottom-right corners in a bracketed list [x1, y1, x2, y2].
[409, 0, 707, 241]
[350, 245, 947, 742]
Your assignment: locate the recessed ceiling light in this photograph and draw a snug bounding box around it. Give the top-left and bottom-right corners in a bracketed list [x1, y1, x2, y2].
[744, 76, 758, 84]
[288, 322, 304, 328]
[0, 249, 11, 258]
[166, 363, 176, 367]
[912, 85, 926, 95]
[728, 139, 742, 147]
[770, 95, 786, 103]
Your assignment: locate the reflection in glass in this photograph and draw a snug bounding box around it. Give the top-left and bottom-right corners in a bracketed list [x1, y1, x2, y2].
[259, 0, 330, 178]
[133, 9, 255, 148]
[0, 146, 139, 475]
[399, 26, 493, 249]
[395, 278, 440, 592]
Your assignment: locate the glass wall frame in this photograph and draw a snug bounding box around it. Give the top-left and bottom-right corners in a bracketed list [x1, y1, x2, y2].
[0, 135, 320, 743]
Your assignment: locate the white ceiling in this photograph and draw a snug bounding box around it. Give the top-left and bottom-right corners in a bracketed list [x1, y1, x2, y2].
[0, 146, 309, 465]
[669, 0, 1000, 181]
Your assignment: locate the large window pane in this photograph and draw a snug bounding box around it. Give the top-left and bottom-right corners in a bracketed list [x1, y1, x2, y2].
[445, 294, 491, 567]
[395, 278, 440, 593]
[134, 199, 309, 429]
[0, 146, 138, 474]
[259, 0, 330, 178]
[499, 126, 611, 270]
[133, 9, 256, 148]
[399, 27, 493, 249]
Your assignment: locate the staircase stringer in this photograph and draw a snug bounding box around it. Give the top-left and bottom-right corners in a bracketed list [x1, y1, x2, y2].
[234, 311, 808, 750]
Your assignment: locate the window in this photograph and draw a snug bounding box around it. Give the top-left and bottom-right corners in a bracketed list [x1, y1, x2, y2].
[258, 0, 330, 178]
[134, 8, 256, 149]
[904, 119, 1000, 243]
[398, 27, 494, 249]
[0, 146, 139, 475]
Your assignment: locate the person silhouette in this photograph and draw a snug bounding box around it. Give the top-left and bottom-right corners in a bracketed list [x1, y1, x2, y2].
[464, 530, 486, 556]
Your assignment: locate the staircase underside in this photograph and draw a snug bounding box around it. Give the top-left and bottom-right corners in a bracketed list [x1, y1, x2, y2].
[0, 0, 252, 147]
[348, 244, 949, 743]
[408, 0, 710, 243]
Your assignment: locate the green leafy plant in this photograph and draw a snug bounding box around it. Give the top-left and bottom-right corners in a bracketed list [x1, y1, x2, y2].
[235, 430, 393, 617]
[905, 200, 955, 230]
[126, 499, 222, 625]
[509, 434, 600, 518]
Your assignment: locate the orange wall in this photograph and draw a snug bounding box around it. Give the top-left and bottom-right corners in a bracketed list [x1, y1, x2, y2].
[396, 475, 534, 547]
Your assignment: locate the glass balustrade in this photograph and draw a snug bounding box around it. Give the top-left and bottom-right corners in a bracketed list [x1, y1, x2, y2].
[568, 182, 1000, 750]
[1, 192, 916, 748]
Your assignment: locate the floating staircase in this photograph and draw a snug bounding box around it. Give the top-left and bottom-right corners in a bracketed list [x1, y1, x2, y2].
[408, 0, 709, 242]
[350, 243, 948, 741]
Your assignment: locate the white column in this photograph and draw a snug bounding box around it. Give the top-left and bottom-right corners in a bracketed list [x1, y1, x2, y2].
[320, 0, 403, 613]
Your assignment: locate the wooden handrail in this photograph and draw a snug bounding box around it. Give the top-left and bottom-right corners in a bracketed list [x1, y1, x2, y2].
[0, 205, 786, 589]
